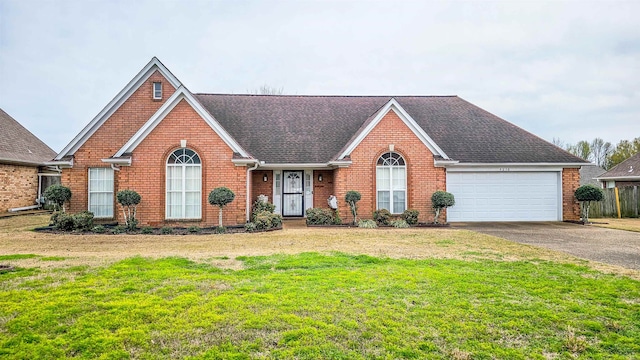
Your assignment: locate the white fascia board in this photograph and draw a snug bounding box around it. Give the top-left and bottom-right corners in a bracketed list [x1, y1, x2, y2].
[328, 160, 352, 168]
[232, 159, 259, 166]
[101, 157, 132, 166]
[444, 163, 585, 172]
[257, 163, 333, 170]
[337, 98, 449, 160]
[43, 159, 73, 168]
[434, 159, 459, 167]
[55, 57, 182, 160]
[115, 87, 249, 158]
[595, 176, 640, 181]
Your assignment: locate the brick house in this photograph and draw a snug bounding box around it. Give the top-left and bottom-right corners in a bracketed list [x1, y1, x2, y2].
[0, 108, 58, 213]
[50, 58, 588, 226]
[596, 152, 640, 188]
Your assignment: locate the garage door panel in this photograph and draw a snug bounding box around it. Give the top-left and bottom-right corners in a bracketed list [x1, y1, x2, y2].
[447, 172, 560, 222]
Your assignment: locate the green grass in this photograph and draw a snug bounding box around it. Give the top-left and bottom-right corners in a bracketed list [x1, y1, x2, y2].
[0, 253, 638, 359]
[0, 254, 38, 261]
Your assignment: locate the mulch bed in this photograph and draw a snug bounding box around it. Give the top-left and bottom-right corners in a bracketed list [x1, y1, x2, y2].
[34, 225, 282, 235]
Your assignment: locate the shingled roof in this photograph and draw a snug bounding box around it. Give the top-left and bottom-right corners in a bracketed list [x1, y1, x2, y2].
[194, 94, 586, 164]
[0, 108, 57, 166]
[597, 152, 640, 180]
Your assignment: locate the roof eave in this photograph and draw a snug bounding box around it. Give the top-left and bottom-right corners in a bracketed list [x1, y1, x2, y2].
[0, 158, 50, 167]
[101, 157, 132, 166]
[43, 159, 74, 168]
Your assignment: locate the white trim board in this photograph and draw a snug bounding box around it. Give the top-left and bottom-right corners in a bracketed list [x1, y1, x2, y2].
[55, 57, 182, 160]
[114, 86, 249, 158]
[338, 98, 449, 160]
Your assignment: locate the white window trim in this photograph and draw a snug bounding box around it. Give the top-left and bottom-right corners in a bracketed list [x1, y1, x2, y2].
[376, 152, 407, 214]
[153, 82, 162, 100]
[88, 167, 114, 218]
[166, 149, 202, 220]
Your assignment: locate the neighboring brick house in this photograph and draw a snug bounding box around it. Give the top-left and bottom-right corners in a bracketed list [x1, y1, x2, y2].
[596, 152, 640, 188]
[0, 108, 58, 213]
[50, 58, 588, 226]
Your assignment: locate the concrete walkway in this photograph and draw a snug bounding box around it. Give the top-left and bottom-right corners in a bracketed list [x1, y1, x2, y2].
[453, 222, 640, 270]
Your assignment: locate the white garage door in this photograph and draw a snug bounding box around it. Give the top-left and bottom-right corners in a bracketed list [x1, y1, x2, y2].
[446, 172, 561, 222]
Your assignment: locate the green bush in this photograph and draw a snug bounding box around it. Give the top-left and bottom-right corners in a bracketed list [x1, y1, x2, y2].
[141, 226, 153, 234]
[244, 222, 257, 232]
[252, 200, 276, 218]
[92, 225, 106, 233]
[214, 226, 226, 234]
[345, 190, 362, 224]
[253, 210, 283, 230]
[373, 209, 392, 226]
[116, 189, 141, 230]
[575, 185, 604, 223]
[187, 226, 201, 234]
[390, 219, 409, 228]
[358, 219, 377, 228]
[72, 211, 94, 231]
[160, 226, 173, 235]
[431, 191, 455, 224]
[208, 187, 235, 226]
[51, 212, 75, 231]
[111, 225, 125, 235]
[401, 209, 419, 225]
[43, 185, 72, 212]
[306, 208, 335, 225]
[333, 209, 342, 225]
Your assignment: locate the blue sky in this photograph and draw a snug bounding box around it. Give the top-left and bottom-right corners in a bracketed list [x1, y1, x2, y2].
[1, 0, 639, 152]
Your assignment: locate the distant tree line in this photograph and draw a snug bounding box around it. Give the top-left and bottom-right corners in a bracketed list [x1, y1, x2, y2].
[552, 137, 640, 170]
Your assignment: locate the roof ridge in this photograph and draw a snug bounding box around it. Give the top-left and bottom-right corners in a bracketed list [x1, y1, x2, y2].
[193, 93, 459, 98]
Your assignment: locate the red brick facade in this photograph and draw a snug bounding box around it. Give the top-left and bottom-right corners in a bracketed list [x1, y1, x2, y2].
[0, 164, 39, 212]
[562, 168, 581, 221]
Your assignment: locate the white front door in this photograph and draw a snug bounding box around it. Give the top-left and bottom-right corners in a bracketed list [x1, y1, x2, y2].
[282, 171, 304, 216]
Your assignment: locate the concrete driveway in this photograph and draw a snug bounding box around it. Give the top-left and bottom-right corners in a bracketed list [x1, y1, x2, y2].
[453, 222, 640, 270]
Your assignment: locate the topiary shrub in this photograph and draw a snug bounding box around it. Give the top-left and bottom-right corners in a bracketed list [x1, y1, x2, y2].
[345, 190, 362, 225]
[306, 208, 335, 225]
[72, 211, 94, 231]
[358, 219, 377, 228]
[401, 209, 419, 225]
[208, 187, 235, 226]
[373, 209, 392, 226]
[116, 189, 141, 231]
[575, 185, 604, 224]
[43, 184, 72, 212]
[390, 219, 409, 228]
[431, 191, 455, 224]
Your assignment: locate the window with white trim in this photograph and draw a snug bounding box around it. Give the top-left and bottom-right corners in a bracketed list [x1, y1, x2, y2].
[153, 82, 162, 100]
[376, 152, 406, 214]
[166, 148, 201, 219]
[88, 167, 114, 218]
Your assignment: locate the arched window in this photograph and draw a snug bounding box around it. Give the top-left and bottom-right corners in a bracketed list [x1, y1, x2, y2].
[376, 152, 406, 214]
[166, 148, 201, 219]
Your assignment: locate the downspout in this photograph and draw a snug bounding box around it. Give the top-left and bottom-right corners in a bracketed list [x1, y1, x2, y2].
[246, 161, 260, 222]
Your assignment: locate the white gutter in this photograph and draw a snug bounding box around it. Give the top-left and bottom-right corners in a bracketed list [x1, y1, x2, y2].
[101, 157, 132, 166]
[246, 161, 260, 222]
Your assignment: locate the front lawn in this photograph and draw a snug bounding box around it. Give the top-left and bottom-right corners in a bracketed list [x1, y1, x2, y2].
[592, 218, 640, 233]
[1, 254, 638, 359]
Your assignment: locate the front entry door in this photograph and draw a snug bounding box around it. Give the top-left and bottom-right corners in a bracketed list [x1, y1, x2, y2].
[282, 171, 304, 216]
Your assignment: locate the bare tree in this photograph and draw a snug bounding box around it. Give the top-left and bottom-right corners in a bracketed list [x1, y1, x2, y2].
[590, 138, 612, 168]
[249, 85, 284, 95]
[551, 137, 565, 149]
[567, 140, 592, 162]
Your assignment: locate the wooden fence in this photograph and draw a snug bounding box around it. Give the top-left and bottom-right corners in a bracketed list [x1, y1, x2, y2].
[590, 186, 640, 218]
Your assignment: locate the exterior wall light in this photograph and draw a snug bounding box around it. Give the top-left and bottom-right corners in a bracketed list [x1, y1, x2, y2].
[263, 173, 268, 182]
[318, 174, 323, 182]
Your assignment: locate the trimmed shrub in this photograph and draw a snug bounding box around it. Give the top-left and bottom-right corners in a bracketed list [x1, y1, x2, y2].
[373, 209, 392, 226]
[432, 191, 455, 224]
[187, 226, 201, 233]
[116, 189, 141, 231]
[252, 200, 276, 219]
[72, 211, 94, 231]
[575, 185, 604, 224]
[401, 209, 419, 225]
[214, 226, 226, 234]
[345, 190, 362, 225]
[111, 225, 125, 235]
[333, 209, 342, 225]
[253, 211, 282, 230]
[270, 213, 283, 228]
[208, 187, 235, 226]
[141, 226, 153, 234]
[358, 219, 377, 228]
[306, 208, 335, 225]
[43, 184, 72, 212]
[244, 222, 257, 232]
[390, 219, 409, 228]
[160, 226, 173, 235]
[51, 212, 75, 231]
[92, 225, 106, 233]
